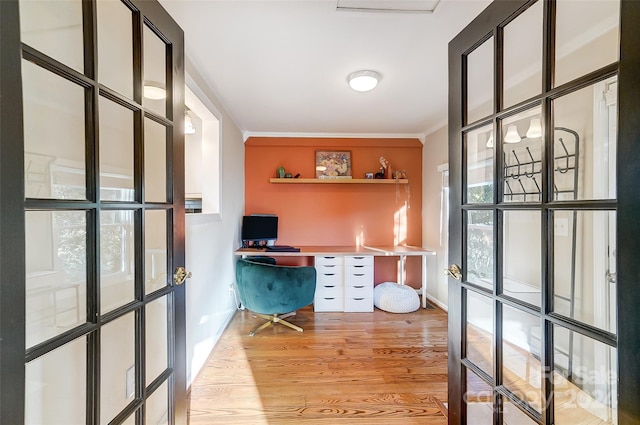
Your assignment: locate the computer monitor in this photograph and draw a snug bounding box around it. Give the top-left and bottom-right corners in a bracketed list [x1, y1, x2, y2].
[241, 215, 278, 246]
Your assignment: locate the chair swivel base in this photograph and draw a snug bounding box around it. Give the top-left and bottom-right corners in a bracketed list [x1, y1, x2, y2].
[249, 311, 302, 336]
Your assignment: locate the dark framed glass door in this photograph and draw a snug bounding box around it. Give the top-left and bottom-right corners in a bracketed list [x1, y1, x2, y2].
[0, 0, 187, 423]
[448, 0, 640, 423]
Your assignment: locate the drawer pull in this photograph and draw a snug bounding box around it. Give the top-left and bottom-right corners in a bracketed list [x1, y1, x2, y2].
[354, 265, 364, 268]
[354, 298, 365, 301]
[324, 297, 335, 300]
[324, 256, 335, 259]
[354, 273, 365, 276]
[354, 285, 365, 288]
[323, 273, 335, 276]
[324, 285, 335, 288]
[324, 265, 336, 268]
[353, 256, 364, 259]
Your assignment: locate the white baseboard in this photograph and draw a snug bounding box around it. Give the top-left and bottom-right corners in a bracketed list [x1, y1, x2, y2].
[427, 294, 448, 312]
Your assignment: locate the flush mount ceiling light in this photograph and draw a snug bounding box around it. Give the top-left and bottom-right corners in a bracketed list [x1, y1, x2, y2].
[347, 70, 382, 92]
[143, 81, 166, 100]
[504, 125, 522, 144]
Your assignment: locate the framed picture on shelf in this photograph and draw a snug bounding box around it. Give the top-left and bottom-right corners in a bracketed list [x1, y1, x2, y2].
[315, 151, 352, 179]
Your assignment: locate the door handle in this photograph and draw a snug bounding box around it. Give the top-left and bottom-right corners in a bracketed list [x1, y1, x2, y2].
[445, 264, 462, 280]
[174, 267, 192, 285]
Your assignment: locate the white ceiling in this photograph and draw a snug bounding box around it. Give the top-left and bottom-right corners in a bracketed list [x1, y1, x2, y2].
[159, 0, 492, 140]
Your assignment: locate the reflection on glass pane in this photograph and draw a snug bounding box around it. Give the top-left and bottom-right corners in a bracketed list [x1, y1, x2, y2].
[554, 211, 616, 333]
[145, 210, 168, 294]
[101, 312, 135, 425]
[466, 124, 494, 204]
[97, 0, 134, 98]
[23, 60, 86, 200]
[19, 0, 84, 73]
[502, 304, 542, 412]
[554, 326, 618, 424]
[25, 337, 86, 425]
[99, 97, 134, 200]
[503, 398, 538, 424]
[503, 1, 543, 109]
[553, 79, 616, 200]
[26, 211, 87, 348]
[146, 379, 169, 425]
[555, 0, 619, 87]
[502, 107, 543, 203]
[503, 211, 541, 307]
[467, 37, 494, 124]
[100, 210, 135, 314]
[465, 368, 493, 425]
[145, 118, 168, 202]
[146, 296, 168, 386]
[143, 25, 167, 117]
[467, 211, 493, 289]
[466, 290, 493, 377]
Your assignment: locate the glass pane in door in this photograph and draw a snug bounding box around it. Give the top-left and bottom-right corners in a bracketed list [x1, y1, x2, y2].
[145, 295, 168, 386]
[502, 304, 542, 412]
[503, 211, 541, 307]
[465, 368, 493, 425]
[553, 210, 616, 333]
[101, 312, 136, 425]
[25, 211, 87, 348]
[553, 79, 617, 200]
[146, 380, 169, 425]
[25, 336, 86, 424]
[466, 37, 494, 124]
[99, 96, 134, 200]
[503, 398, 538, 424]
[144, 118, 168, 202]
[502, 107, 543, 203]
[22, 60, 86, 200]
[19, 0, 84, 73]
[466, 124, 494, 204]
[555, 0, 620, 87]
[143, 25, 167, 117]
[100, 210, 135, 314]
[467, 210, 494, 289]
[466, 289, 493, 377]
[553, 326, 618, 424]
[97, 0, 134, 98]
[502, 0, 543, 109]
[145, 210, 168, 294]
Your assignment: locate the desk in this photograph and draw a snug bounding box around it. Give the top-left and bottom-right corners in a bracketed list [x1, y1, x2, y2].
[235, 245, 435, 309]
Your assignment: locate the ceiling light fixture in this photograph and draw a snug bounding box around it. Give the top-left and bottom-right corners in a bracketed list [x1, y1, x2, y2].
[526, 118, 542, 138]
[184, 110, 196, 135]
[504, 125, 522, 144]
[143, 81, 166, 100]
[486, 131, 494, 148]
[347, 70, 382, 92]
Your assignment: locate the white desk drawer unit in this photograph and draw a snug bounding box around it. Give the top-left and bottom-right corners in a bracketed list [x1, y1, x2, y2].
[314, 255, 373, 312]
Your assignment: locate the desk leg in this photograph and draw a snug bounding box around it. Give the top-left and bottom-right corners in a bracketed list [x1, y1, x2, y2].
[398, 254, 406, 286]
[422, 254, 427, 309]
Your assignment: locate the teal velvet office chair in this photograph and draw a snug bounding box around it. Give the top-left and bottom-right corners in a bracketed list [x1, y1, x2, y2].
[235, 259, 316, 336]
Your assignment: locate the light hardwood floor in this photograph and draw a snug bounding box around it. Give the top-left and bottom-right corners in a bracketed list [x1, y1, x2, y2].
[188, 305, 449, 424]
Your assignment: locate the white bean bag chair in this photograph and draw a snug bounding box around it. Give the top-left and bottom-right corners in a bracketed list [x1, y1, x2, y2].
[374, 282, 420, 313]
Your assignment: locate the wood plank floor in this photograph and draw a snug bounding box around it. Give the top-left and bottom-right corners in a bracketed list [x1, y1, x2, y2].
[188, 305, 449, 424]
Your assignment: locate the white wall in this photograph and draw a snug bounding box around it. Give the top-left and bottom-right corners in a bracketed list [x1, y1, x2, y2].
[422, 125, 449, 310]
[184, 58, 245, 388]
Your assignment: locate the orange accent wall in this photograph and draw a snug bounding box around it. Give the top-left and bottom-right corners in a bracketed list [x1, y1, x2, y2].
[244, 137, 423, 286]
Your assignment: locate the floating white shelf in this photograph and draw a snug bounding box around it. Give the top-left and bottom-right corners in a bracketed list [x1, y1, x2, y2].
[269, 178, 408, 184]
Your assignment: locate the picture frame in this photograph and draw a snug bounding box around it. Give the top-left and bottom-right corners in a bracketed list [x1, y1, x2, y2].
[315, 151, 352, 179]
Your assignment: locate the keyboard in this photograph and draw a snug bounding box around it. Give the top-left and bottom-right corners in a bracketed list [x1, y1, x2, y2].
[265, 245, 300, 252]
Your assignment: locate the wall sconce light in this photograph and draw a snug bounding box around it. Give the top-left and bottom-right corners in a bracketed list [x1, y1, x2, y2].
[347, 70, 382, 92]
[143, 81, 166, 100]
[184, 109, 196, 135]
[486, 131, 494, 148]
[526, 118, 542, 138]
[504, 125, 521, 144]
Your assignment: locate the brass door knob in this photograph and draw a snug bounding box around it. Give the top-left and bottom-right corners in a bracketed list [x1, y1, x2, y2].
[445, 264, 462, 280]
[174, 267, 192, 285]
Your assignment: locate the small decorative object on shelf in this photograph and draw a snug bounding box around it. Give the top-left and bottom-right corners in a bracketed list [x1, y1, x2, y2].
[379, 156, 392, 179]
[365, 172, 374, 179]
[316, 151, 351, 178]
[276, 166, 285, 178]
[284, 173, 293, 178]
